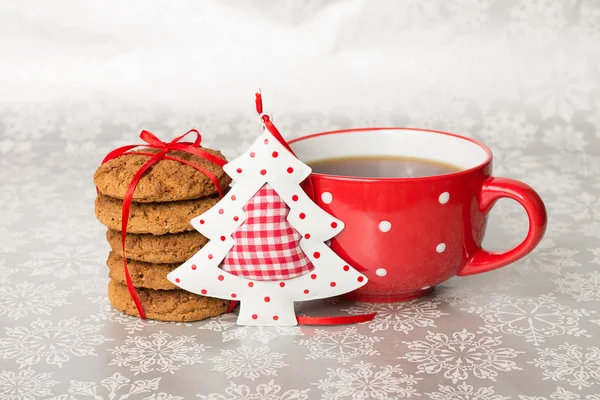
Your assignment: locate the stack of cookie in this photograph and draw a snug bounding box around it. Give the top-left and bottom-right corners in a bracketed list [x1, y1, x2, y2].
[93, 148, 232, 322]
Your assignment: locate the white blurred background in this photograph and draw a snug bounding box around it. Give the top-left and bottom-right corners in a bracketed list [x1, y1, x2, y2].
[1, 0, 598, 117]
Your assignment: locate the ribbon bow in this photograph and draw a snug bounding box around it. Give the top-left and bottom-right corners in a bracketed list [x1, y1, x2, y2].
[100, 129, 227, 319]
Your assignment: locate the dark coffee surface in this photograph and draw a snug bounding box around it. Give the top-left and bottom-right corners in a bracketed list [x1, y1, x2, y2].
[308, 155, 461, 178]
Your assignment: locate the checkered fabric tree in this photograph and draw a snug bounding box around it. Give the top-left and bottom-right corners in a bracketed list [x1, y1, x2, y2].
[167, 126, 368, 326]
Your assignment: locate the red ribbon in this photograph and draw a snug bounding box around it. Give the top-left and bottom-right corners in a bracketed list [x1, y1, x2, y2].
[100, 129, 226, 319]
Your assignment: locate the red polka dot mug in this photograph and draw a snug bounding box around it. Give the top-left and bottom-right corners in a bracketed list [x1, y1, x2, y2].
[289, 128, 547, 303]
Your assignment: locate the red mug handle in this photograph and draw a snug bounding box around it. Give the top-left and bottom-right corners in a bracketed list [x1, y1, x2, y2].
[457, 177, 547, 276]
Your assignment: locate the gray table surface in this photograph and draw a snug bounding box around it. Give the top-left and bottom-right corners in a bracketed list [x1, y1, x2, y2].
[1, 101, 599, 399]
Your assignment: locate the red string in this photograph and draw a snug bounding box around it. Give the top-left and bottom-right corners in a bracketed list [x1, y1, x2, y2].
[297, 313, 376, 325]
[253, 92, 376, 326]
[100, 129, 226, 319]
[255, 92, 297, 156]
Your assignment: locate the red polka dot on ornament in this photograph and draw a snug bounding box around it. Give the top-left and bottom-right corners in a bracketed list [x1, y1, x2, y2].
[264, 139, 269, 144]
[313, 252, 320, 259]
[231, 195, 236, 201]
[237, 168, 242, 173]
[201, 289, 207, 295]
[191, 264, 197, 270]
[264, 296, 270, 302]
[175, 278, 180, 283]
[330, 282, 337, 287]
[304, 289, 309, 294]
[299, 213, 306, 219]
[231, 293, 237, 298]
[252, 314, 258, 320]
[311, 274, 317, 280]
[199, 220, 205, 224]
[250, 152, 255, 158]
[343, 265, 350, 271]
[273, 315, 279, 321]
[304, 233, 311, 239]
[279, 282, 285, 288]
[292, 195, 299, 202]
[358, 276, 364, 282]
[272, 151, 278, 158]
[218, 275, 224, 281]
[248, 282, 254, 288]
[220, 236, 226, 241]
[260, 169, 267, 175]
[208, 254, 213, 259]
[287, 167, 294, 173]
[331, 222, 338, 228]
[233, 216, 239, 222]
[218, 208, 224, 214]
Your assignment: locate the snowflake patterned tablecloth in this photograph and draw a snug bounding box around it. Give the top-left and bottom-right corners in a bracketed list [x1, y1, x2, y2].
[2, 2, 600, 398]
[2, 106, 600, 400]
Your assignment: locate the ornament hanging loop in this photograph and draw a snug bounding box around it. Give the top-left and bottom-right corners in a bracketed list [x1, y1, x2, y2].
[258, 113, 272, 124]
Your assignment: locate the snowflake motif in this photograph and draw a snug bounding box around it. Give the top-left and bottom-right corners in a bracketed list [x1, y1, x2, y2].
[531, 343, 600, 390]
[407, 104, 478, 135]
[24, 244, 101, 280]
[480, 275, 524, 293]
[521, 55, 595, 120]
[31, 218, 102, 245]
[463, 293, 593, 346]
[573, 0, 600, 43]
[198, 313, 302, 344]
[45, 142, 113, 176]
[401, 329, 523, 383]
[0, 282, 70, 320]
[435, 288, 483, 306]
[542, 124, 587, 152]
[492, 148, 541, 177]
[109, 331, 207, 375]
[548, 152, 600, 178]
[48, 372, 183, 400]
[0, 317, 109, 368]
[553, 192, 600, 222]
[0, 227, 28, 253]
[1, 104, 58, 140]
[296, 327, 382, 365]
[0, 368, 58, 400]
[518, 238, 580, 275]
[342, 300, 448, 333]
[581, 220, 600, 239]
[0, 259, 19, 285]
[58, 106, 106, 143]
[85, 296, 168, 333]
[426, 382, 509, 400]
[0, 182, 60, 214]
[591, 248, 600, 264]
[478, 110, 537, 149]
[527, 170, 582, 195]
[210, 345, 287, 381]
[73, 275, 110, 295]
[509, 0, 568, 36]
[519, 386, 600, 400]
[586, 101, 600, 138]
[197, 380, 310, 400]
[315, 361, 420, 400]
[553, 271, 600, 302]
